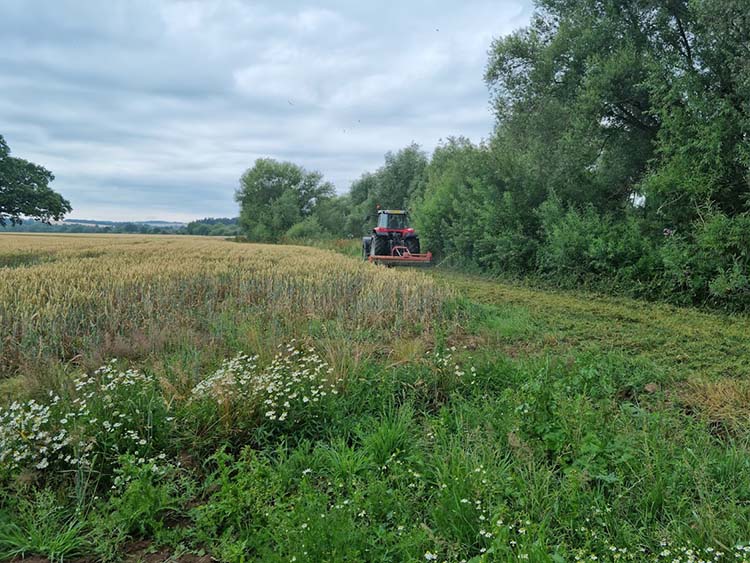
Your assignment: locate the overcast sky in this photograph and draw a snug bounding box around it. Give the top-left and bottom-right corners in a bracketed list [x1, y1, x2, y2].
[1, 1, 533, 222]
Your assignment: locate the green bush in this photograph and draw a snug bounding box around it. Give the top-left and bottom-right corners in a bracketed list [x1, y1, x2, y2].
[284, 216, 328, 240]
[659, 212, 750, 310]
[536, 199, 658, 289]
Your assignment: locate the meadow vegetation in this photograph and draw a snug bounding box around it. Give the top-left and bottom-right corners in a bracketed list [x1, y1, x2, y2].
[1, 234, 749, 562]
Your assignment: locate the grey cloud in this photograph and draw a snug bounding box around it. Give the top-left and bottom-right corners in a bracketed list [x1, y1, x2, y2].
[1, 0, 532, 221]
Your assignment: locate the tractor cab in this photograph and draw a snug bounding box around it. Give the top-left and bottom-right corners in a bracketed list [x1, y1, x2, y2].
[377, 210, 408, 231]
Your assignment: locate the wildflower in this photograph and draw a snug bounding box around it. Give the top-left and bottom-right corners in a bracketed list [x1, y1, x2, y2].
[424, 552, 438, 561]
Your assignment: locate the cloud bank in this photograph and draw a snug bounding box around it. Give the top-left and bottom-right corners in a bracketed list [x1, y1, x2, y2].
[0, 0, 532, 221]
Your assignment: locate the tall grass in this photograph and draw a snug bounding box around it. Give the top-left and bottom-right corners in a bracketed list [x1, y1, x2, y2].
[0, 235, 449, 380]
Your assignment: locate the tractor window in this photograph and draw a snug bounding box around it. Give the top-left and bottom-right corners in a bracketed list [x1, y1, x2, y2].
[378, 213, 407, 229]
[389, 214, 407, 229]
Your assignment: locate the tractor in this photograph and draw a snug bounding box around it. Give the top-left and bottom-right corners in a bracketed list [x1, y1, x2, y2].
[362, 209, 432, 266]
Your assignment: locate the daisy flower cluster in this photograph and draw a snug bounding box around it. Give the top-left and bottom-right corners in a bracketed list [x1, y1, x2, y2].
[192, 341, 340, 424]
[0, 360, 167, 478]
[69, 361, 167, 462]
[569, 541, 750, 562]
[0, 393, 70, 473]
[431, 346, 461, 372]
[192, 352, 260, 405]
[430, 346, 476, 385]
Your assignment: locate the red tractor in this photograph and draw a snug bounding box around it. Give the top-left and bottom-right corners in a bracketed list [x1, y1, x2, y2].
[362, 209, 432, 266]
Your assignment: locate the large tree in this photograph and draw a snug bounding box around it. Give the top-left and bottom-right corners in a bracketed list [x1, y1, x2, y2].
[640, 0, 750, 227]
[485, 0, 750, 227]
[235, 158, 334, 241]
[0, 135, 71, 226]
[485, 0, 660, 214]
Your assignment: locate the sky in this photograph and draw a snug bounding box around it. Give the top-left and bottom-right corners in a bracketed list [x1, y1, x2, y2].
[0, 0, 533, 222]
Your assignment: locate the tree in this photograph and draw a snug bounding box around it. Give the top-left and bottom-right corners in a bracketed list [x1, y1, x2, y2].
[235, 158, 334, 241]
[377, 143, 428, 208]
[485, 0, 659, 214]
[485, 0, 750, 228]
[640, 0, 750, 227]
[339, 144, 429, 237]
[312, 195, 351, 238]
[0, 135, 71, 226]
[343, 173, 380, 236]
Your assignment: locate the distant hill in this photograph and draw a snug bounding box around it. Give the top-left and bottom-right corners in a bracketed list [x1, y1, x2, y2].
[1, 217, 239, 236]
[63, 219, 186, 228]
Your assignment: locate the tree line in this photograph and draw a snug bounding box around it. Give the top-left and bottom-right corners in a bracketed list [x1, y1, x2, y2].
[236, 0, 750, 310]
[2, 134, 239, 237]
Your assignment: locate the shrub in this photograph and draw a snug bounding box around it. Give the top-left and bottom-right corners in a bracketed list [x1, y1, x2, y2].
[659, 212, 750, 309]
[284, 216, 328, 240]
[536, 199, 658, 290]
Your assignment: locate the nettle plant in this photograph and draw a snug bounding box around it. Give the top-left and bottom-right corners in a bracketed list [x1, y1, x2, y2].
[0, 361, 171, 481]
[190, 341, 341, 436]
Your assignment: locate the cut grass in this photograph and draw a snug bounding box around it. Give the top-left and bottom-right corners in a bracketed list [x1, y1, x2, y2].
[437, 270, 750, 381]
[436, 270, 750, 435]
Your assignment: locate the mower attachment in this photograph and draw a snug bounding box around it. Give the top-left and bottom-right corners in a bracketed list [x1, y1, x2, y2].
[368, 246, 433, 267]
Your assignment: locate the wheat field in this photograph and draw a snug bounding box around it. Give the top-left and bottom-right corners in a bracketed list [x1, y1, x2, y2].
[0, 234, 448, 384]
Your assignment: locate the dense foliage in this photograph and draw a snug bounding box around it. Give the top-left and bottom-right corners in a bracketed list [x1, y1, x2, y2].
[470, 0, 750, 309]
[236, 159, 334, 242]
[184, 217, 240, 236]
[1, 217, 241, 236]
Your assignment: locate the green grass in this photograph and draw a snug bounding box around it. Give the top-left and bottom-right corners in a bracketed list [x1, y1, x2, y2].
[2, 238, 750, 562]
[439, 270, 750, 381]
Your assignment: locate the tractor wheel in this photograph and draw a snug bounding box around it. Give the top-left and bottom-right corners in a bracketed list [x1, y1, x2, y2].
[362, 237, 372, 260]
[405, 238, 420, 255]
[372, 236, 390, 256]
